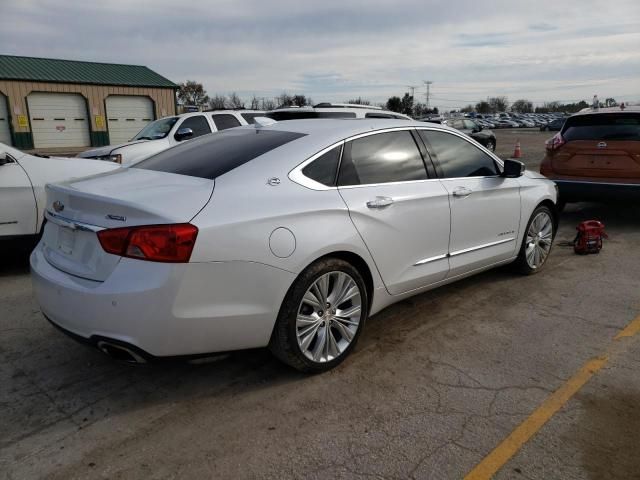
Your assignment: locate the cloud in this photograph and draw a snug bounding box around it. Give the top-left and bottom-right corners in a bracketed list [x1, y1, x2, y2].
[1, 0, 639, 107]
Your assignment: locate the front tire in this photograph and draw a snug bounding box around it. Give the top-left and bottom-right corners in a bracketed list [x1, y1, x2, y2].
[269, 258, 368, 373]
[513, 205, 556, 275]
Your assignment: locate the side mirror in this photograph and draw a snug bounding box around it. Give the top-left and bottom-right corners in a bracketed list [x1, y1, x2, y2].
[174, 127, 194, 142]
[502, 158, 525, 178]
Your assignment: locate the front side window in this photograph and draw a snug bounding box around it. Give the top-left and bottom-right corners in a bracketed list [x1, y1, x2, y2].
[133, 117, 178, 140]
[338, 131, 427, 186]
[179, 116, 211, 138]
[212, 114, 242, 130]
[419, 130, 499, 178]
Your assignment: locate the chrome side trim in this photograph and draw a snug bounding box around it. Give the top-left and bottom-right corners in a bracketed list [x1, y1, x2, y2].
[413, 253, 448, 266]
[450, 237, 515, 257]
[44, 211, 105, 233]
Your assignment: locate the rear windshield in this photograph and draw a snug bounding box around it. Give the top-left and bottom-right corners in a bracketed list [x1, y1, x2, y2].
[563, 113, 640, 141]
[133, 128, 306, 179]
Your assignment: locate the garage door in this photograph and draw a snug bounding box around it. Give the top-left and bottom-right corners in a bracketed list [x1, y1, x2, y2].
[106, 96, 154, 145]
[0, 95, 11, 146]
[28, 93, 90, 149]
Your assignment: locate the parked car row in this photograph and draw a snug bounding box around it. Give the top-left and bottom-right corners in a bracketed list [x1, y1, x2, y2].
[19, 114, 559, 372]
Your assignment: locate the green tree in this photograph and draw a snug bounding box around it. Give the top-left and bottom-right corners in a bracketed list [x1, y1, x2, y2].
[177, 80, 210, 107]
[386, 96, 402, 113]
[400, 93, 414, 116]
[475, 101, 491, 114]
[461, 104, 474, 113]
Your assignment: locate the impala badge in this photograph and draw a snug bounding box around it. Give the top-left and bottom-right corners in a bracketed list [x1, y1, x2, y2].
[53, 201, 64, 212]
[106, 214, 126, 222]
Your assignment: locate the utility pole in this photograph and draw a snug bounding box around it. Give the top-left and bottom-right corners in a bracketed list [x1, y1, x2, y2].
[406, 85, 418, 100]
[423, 81, 433, 109]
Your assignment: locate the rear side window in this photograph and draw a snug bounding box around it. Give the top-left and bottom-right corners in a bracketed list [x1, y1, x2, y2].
[212, 114, 242, 130]
[302, 146, 342, 186]
[563, 114, 640, 141]
[419, 130, 499, 178]
[134, 129, 306, 180]
[338, 131, 427, 186]
[179, 116, 211, 138]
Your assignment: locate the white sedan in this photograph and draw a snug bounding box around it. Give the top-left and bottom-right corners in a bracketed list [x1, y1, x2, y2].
[31, 119, 558, 372]
[0, 143, 119, 240]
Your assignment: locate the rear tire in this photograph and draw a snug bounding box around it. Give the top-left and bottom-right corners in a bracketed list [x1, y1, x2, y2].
[269, 258, 368, 373]
[513, 205, 556, 275]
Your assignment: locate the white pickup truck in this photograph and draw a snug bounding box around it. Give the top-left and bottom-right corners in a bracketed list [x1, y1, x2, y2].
[77, 110, 264, 165]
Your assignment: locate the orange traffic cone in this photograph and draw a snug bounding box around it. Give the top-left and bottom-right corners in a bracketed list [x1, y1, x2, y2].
[513, 140, 522, 159]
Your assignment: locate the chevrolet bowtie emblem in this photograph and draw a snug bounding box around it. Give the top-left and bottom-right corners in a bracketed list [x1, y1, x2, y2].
[53, 201, 64, 212]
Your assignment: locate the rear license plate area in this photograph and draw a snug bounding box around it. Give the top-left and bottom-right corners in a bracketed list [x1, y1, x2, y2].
[57, 227, 76, 255]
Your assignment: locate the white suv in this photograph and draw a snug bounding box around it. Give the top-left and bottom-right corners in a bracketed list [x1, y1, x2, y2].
[266, 103, 412, 121]
[78, 110, 264, 165]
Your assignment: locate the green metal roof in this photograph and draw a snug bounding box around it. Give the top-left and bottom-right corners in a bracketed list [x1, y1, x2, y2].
[0, 55, 178, 88]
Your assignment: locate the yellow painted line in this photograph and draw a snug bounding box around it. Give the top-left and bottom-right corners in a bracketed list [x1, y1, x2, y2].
[464, 356, 608, 480]
[614, 314, 640, 340]
[465, 313, 640, 480]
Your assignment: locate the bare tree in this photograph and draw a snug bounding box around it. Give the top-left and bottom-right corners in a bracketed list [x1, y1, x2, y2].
[227, 92, 245, 109]
[177, 80, 209, 107]
[209, 94, 227, 110]
[512, 99, 533, 113]
[347, 97, 371, 105]
[487, 96, 509, 113]
[276, 92, 294, 108]
[250, 95, 260, 110]
[260, 98, 276, 110]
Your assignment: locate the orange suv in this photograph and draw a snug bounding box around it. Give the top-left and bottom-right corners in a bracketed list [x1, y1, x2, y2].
[540, 106, 640, 208]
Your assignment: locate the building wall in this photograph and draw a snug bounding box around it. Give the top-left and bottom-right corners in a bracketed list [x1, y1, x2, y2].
[0, 80, 176, 150]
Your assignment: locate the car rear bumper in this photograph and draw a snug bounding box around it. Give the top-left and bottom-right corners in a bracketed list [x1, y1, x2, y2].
[553, 179, 640, 202]
[30, 244, 295, 357]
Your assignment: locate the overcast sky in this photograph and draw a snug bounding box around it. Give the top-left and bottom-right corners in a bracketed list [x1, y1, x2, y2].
[1, 0, 639, 108]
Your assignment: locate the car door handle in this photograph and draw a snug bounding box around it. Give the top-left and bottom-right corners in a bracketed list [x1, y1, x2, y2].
[452, 187, 473, 198]
[366, 196, 394, 209]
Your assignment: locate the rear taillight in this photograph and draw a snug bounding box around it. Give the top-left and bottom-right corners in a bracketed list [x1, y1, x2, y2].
[97, 224, 198, 263]
[545, 132, 566, 151]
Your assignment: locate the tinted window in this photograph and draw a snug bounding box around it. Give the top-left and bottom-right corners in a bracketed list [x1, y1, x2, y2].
[365, 113, 393, 119]
[302, 146, 342, 186]
[317, 112, 356, 118]
[212, 114, 242, 130]
[266, 111, 316, 121]
[419, 130, 499, 178]
[563, 114, 639, 141]
[179, 116, 211, 138]
[241, 113, 262, 125]
[338, 131, 427, 186]
[134, 129, 306, 180]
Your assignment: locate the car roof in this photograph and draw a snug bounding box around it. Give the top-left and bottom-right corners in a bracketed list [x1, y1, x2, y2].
[573, 106, 640, 116]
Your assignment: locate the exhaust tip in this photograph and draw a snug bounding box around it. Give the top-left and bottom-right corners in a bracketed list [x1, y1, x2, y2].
[97, 341, 147, 364]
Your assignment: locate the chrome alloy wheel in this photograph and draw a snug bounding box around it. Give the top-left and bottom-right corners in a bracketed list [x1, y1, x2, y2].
[296, 271, 362, 363]
[525, 211, 553, 269]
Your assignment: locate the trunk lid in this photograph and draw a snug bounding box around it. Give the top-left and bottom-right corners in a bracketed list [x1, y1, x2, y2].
[551, 140, 640, 178]
[41, 169, 214, 281]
